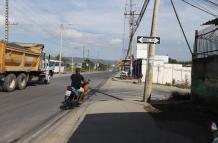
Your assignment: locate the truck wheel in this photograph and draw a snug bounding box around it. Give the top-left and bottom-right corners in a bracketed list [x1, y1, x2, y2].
[17, 73, 27, 90]
[0, 82, 3, 91]
[3, 74, 17, 92]
[44, 74, 51, 84]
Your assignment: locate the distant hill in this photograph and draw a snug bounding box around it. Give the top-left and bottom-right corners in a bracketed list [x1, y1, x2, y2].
[48, 56, 116, 65]
[73, 57, 116, 65]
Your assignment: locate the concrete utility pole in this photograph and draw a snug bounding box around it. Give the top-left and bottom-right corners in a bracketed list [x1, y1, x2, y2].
[83, 46, 85, 59]
[144, 0, 160, 104]
[127, 0, 135, 77]
[59, 24, 64, 74]
[4, 0, 9, 42]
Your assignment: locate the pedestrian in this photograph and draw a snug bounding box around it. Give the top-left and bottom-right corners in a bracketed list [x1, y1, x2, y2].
[138, 73, 143, 84]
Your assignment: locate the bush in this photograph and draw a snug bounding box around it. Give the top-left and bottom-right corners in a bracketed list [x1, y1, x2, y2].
[170, 91, 191, 101]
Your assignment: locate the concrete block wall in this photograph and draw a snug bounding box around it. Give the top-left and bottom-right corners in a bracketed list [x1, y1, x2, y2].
[140, 60, 191, 85]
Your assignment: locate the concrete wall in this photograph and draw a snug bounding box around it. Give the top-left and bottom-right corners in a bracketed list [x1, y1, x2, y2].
[192, 55, 218, 104]
[140, 59, 191, 85]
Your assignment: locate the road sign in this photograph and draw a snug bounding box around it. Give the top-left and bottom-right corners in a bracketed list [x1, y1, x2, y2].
[137, 36, 160, 44]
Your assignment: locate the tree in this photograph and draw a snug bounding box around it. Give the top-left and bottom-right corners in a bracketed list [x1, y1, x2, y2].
[169, 57, 192, 66]
[82, 59, 95, 71]
[98, 63, 108, 71]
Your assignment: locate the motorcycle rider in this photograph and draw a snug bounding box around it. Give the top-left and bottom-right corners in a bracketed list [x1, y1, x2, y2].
[71, 68, 85, 101]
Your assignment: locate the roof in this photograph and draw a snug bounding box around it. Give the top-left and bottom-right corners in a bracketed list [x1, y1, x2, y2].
[202, 18, 218, 26]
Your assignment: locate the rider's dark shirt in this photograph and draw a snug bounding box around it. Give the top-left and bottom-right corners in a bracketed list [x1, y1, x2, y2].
[71, 74, 84, 89]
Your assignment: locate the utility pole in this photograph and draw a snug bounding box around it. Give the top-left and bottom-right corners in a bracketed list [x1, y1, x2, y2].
[129, 0, 134, 77]
[87, 49, 90, 72]
[144, 0, 160, 105]
[87, 49, 90, 59]
[124, 0, 139, 77]
[59, 24, 64, 74]
[83, 46, 85, 59]
[4, 0, 9, 42]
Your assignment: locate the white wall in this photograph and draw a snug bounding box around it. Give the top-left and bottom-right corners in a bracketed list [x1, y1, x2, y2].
[140, 59, 191, 85]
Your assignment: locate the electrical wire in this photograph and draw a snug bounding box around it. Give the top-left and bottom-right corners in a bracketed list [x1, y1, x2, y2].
[170, 0, 193, 55]
[202, 0, 218, 7]
[125, 0, 150, 59]
[180, 0, 217, 17]
[191, 0, 215, 15]
[122, 0, 128, 59]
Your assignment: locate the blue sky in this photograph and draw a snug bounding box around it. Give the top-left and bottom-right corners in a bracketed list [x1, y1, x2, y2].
[0, 0, 216, 61]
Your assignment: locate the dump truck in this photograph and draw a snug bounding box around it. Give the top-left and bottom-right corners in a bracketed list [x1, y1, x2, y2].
[0, 41, 53, 92]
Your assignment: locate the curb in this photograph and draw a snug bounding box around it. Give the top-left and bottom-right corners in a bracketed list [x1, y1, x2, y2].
[20, 102, 92, 143]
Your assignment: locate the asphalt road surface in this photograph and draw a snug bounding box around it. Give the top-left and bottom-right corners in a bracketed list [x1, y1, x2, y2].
[0, 72, 114, 143]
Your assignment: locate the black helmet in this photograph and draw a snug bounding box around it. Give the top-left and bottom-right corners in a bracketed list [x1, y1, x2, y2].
[75, 68, 81, 74]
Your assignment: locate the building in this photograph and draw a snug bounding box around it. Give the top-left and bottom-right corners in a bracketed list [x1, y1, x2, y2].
[133, 44, 192, 85]
[133, 59, 191, 85]
[191, 18, 218, 105]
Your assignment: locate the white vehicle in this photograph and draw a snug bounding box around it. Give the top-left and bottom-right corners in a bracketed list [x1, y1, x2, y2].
[49, 60, 65, 73]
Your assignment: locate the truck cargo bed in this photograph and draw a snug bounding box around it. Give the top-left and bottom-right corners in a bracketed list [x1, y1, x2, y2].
[0, 41, 44, 73]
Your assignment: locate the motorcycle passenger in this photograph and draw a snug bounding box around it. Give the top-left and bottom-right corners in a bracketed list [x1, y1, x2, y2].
[71, 68, 85, 101]
[79, 80, 90, 103]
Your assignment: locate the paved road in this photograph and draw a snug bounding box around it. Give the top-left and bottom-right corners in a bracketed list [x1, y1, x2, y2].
[0, 72, 114, 143]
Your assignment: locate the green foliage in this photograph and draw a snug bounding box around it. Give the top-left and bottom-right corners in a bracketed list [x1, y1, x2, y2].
[169, 58, 192, 66]
[82, 59, 95, 71]
[98, 63, 108, 71]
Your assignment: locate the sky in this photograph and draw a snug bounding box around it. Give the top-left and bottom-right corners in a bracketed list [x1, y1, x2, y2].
[0, 0, 216, 61]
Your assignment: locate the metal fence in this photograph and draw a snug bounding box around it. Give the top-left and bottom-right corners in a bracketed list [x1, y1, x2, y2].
[194, 25, 218, 59]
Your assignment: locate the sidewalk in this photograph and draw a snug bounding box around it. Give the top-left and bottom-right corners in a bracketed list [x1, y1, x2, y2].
[67, 78, 200, 143]
[68, 100, 196, 143]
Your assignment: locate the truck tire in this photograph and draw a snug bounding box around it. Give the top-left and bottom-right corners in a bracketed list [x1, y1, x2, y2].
[0, 82, 3, 91]
[3, 74, 17, 92]
[17, 73, 27, 90]
[44, 74, 51, 84]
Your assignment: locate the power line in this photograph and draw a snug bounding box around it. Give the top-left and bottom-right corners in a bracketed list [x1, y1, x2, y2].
[171, 0, 193, 55]
[191, 0, 215, 14]
[180, 0, 217, 17]
[125, 0, 150, 59]
[122, 0, 128, 59]
[202, 0, 218, 7]
[133, 0, 150, 35]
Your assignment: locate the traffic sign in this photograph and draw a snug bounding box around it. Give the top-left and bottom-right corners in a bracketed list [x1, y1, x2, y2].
[137, 36, 160, 44]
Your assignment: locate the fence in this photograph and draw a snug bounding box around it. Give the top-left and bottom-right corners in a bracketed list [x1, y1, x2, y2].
[192, 24, 218, 104]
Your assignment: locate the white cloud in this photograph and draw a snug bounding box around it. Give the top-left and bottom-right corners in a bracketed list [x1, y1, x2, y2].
[64, 29, 83, 39]
[110, 38, 122, 45]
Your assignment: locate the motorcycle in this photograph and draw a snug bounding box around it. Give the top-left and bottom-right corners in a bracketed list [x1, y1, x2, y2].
[210, 121, 218, 143]
[60, 80, 90, 110]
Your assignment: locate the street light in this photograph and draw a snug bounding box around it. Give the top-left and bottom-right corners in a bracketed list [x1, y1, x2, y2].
[58, 23, 73, 74]
[73, 46, 86, 59]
